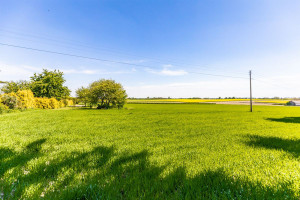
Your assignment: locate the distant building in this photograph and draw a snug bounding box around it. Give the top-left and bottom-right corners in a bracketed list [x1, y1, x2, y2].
[287, 101, 300, 106]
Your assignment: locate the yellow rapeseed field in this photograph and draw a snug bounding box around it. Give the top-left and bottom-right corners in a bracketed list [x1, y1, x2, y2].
[127, 99, 290, 104]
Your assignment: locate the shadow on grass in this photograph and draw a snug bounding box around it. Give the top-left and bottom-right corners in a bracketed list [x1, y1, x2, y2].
[266, 117, 300, 124]
[0, 139, 46, 177]
[245, 135, 300, 158]
[0, 140, 297, 199]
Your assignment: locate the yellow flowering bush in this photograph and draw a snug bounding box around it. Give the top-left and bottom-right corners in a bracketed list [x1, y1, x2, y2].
[1, 90, 74, 111]
[66, 99, 74, 106]
[59, 100, 66, 108]
[49, 98, 60, 109]
[35, 97, 73, 109]
[61, 99, 74, 107]
[34, 97, 52, 109]
[16, 90, 35, 108]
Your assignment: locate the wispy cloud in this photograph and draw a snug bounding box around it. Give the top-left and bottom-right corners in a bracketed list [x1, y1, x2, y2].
[125, 74, 300, 98]
[62, 69, 98, 75]
[122, 59, 147, 64]
[0, 62, 137, 80]
[62, 66, 137, 75]
[145, 65, 187, 76]
[0, 64, 41, 80]
[125, 79, 247, 98]
[160, 68, 187, 76]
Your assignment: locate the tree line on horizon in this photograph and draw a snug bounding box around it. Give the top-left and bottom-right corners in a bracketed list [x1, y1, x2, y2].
[0, 69, 74, 112]
[0, 69, 127, 111]
[1, 69, 71, 99]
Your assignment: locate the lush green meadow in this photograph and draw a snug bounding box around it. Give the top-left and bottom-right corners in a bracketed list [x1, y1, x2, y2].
[0, 104, 299, 199]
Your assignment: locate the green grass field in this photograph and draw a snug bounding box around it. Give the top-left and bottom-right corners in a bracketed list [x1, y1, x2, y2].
[0, 104, 299, 199]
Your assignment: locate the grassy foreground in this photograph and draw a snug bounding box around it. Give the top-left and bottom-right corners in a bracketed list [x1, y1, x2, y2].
[0, 104, 299, 199]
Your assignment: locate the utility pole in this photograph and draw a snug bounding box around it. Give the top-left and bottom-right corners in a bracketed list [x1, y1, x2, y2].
[249, 70, 253, 112]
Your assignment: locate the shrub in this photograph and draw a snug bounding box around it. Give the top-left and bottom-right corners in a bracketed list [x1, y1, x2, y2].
[35, 98, 52, 109]
[0, 103, 8, 114]
[16, 90, 35, 109]
[61, 99, 73, 107]
[59, 100, 65, 108]
[66, 99, 74, 106]
[68, 97, 78, 104]
[49, 98, 59, 109]
[1, 89, 71, 110]
[35, 97, 68, 109]
[0, 93, 20, 109]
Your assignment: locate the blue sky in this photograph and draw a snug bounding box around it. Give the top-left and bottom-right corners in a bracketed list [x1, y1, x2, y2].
[1, 0, 300, 98]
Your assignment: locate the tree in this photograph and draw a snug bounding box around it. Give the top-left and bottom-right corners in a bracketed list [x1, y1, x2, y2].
[87, 79, 127, 109]
[1, 80, 31, 93]
[30, 69, 70, 98]
[75, 87, 90, 106]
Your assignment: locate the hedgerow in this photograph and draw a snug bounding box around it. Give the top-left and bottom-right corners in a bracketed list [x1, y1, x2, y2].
[16, 90, 35, 108]
[0, 90, 73, 112]
[34, 97, 73, 109]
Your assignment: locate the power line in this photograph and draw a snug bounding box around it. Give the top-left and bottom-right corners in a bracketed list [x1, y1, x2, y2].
[0, 29, 211, 69]
[0, 42, 153, 69]
[0, 42, 249, 79]
[0, 28, 249, 75]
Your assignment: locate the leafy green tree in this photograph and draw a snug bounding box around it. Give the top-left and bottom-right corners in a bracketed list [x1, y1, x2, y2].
[114, 89, 127, 109]
[87, 79, 127, 109]
[30, 69, 70, 98]
[75, 87, 90, 106]
[1, 80, 31, 93]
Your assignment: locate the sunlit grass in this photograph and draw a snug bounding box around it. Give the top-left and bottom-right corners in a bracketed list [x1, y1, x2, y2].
[0, 104, 299, 199]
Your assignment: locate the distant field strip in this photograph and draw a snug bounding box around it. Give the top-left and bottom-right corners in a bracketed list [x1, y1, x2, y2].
[127, 99, 290, 104]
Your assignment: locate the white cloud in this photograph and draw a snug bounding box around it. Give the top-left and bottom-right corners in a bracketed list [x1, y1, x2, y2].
[62, 69, 98, 75]
[0, 63, 42, 81]
[160, 68, 187, 76]
[125, 79, 247, 98]
[62, 67, 137, 75]
[122, 59, 147, 64]
[162, 64, 173, 68]
[125, 75, 300, 98]
[145, 65, 187, 76]
[0, 63, 136, 81]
